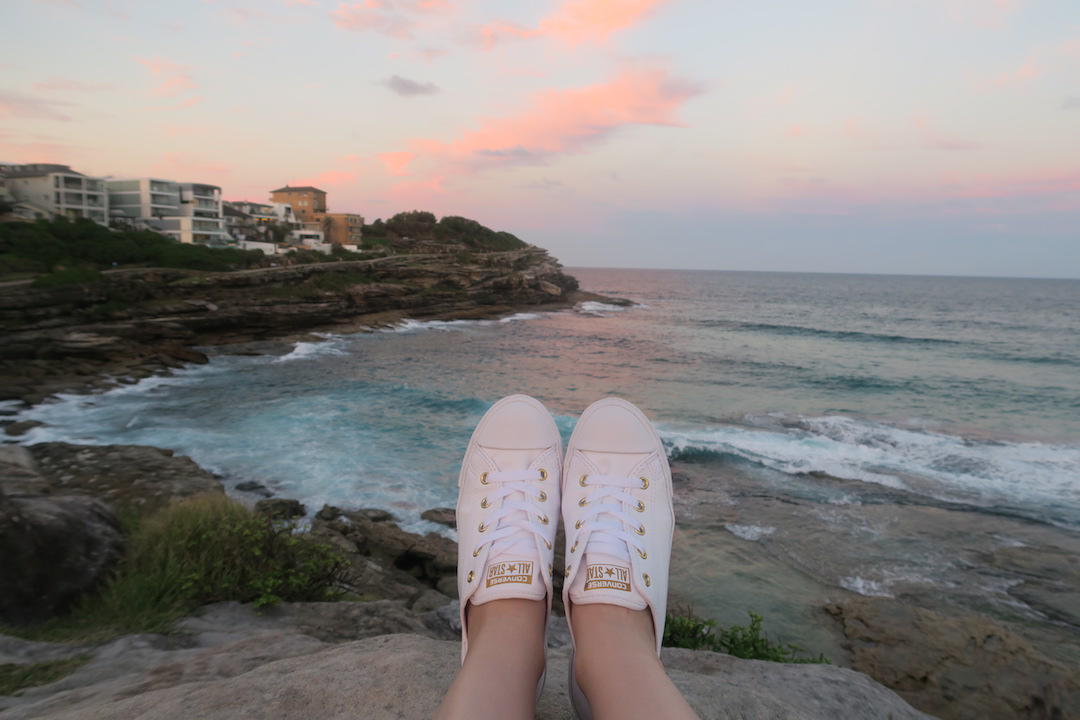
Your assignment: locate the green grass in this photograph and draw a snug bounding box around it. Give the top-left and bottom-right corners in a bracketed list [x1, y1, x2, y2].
[31, 267, 103, 288]
[3, 494, 347, 644]
[0, 656, 90, 696]
[664, 610, 830, 664]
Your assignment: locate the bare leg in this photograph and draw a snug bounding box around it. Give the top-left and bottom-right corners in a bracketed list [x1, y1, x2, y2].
[572, 603, 699, 720]
[435, 598, 547, 720]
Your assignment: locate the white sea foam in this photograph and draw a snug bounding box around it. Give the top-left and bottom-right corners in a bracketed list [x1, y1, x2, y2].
[840, 576, 894, 597]
[499, 312, 541, 323]
[658, 416, 1080, 515]
[274, 340, 348, 363]
[576, 301, 628, 316]
[724, 524, 776, 541]
[384, 318, 492, 333]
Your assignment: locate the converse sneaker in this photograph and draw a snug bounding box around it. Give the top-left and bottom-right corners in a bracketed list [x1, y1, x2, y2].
[455, 394, 562, 664]
[561, 397, 675, 718]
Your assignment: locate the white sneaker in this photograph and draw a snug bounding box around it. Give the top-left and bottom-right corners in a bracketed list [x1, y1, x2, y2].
[561, 397, 675, 718]
[455, 394, 562, 665]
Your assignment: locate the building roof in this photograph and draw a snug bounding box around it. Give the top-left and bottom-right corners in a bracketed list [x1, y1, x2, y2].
[270, 185, 326, 194]
[222, 204, 250, 218]
[1, 163, 83, 179]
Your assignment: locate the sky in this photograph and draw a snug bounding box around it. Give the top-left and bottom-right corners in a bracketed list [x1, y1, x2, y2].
[1, 0, 1079, 278]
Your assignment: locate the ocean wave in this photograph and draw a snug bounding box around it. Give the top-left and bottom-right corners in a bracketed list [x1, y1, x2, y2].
[700, 320, 964, 347]
[840, 576, 893, 597]
[724, 524, 775, 541]
[658, 416, 1080, 520]
[274, 339, 348, 363]
[577, 301, 629, 316]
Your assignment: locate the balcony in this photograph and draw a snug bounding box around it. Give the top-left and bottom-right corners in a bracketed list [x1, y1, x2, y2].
[62, 192, 85, 205]
[61, 177, 83, 190]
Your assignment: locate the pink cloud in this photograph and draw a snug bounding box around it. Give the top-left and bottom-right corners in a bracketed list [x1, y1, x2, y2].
[945, 0, 1024, 29]
[786, 124, 809, 138]
[33, 78, 116, 92]
[986, 58, 1041, 89]
[0, 91, 73, 121]
[379, 151, 416, 175]
[331, 0, 451, 39]
[136, 56, 197, 97]
[153, 152, 232, 181]
[381, 65, 700, 186]
[480, 0, 671, 48]
[292, 155, 363, 187]
[285, 0, 319, 5]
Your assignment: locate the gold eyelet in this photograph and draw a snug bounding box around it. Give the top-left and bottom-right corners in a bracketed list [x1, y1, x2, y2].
[480, 497, 490, 509]
[478, 522, 488, 533]
[640, 477, 649, 490]
[578, 497, 588, 507]
[642, 573, 651, 587]
[637, 548, 648, 559]
[549, 563, 553, 574]
[635, 524, 646, 536]
[575, 519, 584, 529]
[579, 474, 589, 487]
[467, 571, 475, 583]
[472, 547, 481, 557]
[545, 539, 552, 550]
[565, 564, 572, 574]
[570, 541, 578, 553]
[480, 472, 490, 485]
[636, 500, 645, 512]
[540, 514, 549, 525]
[537, 490, 547, 502]
[539, 468, 548, 481]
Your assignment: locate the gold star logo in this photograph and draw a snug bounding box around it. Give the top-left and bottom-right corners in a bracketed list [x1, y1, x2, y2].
[507, 564, 518, 573]
[605, 568, 615, 577]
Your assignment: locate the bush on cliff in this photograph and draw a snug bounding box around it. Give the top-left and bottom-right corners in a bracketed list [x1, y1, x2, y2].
[0, 218, 266, 275]
[664, 610, 829, 664]
[362, 211, 527, 252]
[8, 495, 347, 643]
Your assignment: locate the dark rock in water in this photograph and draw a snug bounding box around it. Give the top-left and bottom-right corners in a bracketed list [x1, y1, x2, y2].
[420, 507, 456, 528]
[234, 480, 273, 498]
[254, 498, 306, 520]
[3, 420, 43, 437]
[825, 597, 1080, 720]
[0, 453, 124, 625]
[27, 442, 222, 515]
[315, 504, 342, 521]
[353, 508, 394, 522]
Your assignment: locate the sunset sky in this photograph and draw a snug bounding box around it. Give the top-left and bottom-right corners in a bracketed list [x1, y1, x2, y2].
[2, 0, 1078, 277]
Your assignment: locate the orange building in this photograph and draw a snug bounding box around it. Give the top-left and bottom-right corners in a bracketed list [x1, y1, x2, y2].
[321, 212, 364, 246]
[269, 185, 326, 222]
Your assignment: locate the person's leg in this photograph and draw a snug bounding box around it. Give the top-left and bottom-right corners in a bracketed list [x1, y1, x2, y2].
[435, 599, 547, 720]
[572, 603, 699, 720]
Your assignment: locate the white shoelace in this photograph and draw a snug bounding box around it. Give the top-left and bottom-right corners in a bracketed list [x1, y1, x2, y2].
[473, 469, 550, 558]
[571, 474, 648, 562]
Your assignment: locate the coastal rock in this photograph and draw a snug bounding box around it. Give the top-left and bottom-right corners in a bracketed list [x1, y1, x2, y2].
[27, 442, 223, 514]
[233, 480, 273, 497]
[3, 419, 43, 436]
[421, 506, 456, 528]
[0, 489, 123, 624]
[0, 619, 931, 720]
[254, 498, 306, 520]
[825, 597, 1080, 720]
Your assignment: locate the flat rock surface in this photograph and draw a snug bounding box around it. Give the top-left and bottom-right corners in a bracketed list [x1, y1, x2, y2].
[1, 601, 930, 720]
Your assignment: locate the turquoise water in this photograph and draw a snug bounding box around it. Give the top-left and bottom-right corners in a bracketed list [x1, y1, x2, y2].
[16, 269, 1080, 532]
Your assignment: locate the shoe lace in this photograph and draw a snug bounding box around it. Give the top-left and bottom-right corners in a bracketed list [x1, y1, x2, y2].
[571, 474, 648, 561]
[472, 469, 551, 558]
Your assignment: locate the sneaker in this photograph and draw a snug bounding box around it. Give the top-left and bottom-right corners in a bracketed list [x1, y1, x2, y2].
[455, 394, 562, 665]
[561, 397, 675, 718]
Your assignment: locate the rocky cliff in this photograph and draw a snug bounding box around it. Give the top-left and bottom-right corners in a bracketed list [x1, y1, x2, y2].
[0, 247, 608, 405]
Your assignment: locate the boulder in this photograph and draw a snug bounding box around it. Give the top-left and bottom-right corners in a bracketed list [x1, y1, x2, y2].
[254, 498, 306, 520]
[0, 489, 123, 624]
[825, 597, 1080, 719]
[4, 420, 44, 437]
[421, 506, 456, 528]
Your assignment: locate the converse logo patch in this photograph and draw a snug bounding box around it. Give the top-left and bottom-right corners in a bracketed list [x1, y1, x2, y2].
[584, 563, 631, 591]
[486, 560, 534, 588]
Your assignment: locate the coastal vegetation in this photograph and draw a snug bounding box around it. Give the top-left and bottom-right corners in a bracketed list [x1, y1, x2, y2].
[0, 656, 90, 696]
[664, 608, 829, 664]
[3, 494, 347, 644]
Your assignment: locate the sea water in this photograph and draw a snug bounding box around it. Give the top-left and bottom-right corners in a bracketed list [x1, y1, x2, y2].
[14, 269, 1080, 652]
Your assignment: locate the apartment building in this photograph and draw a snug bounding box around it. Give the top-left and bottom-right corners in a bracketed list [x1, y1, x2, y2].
[106, 178, 230, 245]
[320, 212, 364, 246]
[0, 163, 109, 225]
[269, 185, 326, 222]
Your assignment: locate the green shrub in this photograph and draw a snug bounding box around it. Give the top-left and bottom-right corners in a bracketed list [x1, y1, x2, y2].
[31, 267, 103, 287]
[664, 610, 829, 664]
[0, 656, 90, 696]
[6, 494, 347, 643]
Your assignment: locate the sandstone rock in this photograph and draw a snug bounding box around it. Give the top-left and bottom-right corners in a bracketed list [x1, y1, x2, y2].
[421, 506, 456, 528]
[233, 480, 273, 497]
[254, 498, 306, 519]
[27, 442, 223, 515]
[0, 490, 123, 624]
[825, 597, 1080, 719]
[0, 629, 931, 720]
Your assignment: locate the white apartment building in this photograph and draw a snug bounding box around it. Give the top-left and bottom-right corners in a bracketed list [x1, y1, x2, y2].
[226, 200, 297, 224]
[0, 163, 109, 225]
[106, 178, 230, 245]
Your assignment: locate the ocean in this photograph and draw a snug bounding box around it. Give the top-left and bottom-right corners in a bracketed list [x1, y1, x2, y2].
[13, 268, 1080, 660]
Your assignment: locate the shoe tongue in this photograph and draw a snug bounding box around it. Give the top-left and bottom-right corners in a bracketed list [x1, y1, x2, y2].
[568, 551, 646, 610]
[470, 552, 545, 605]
